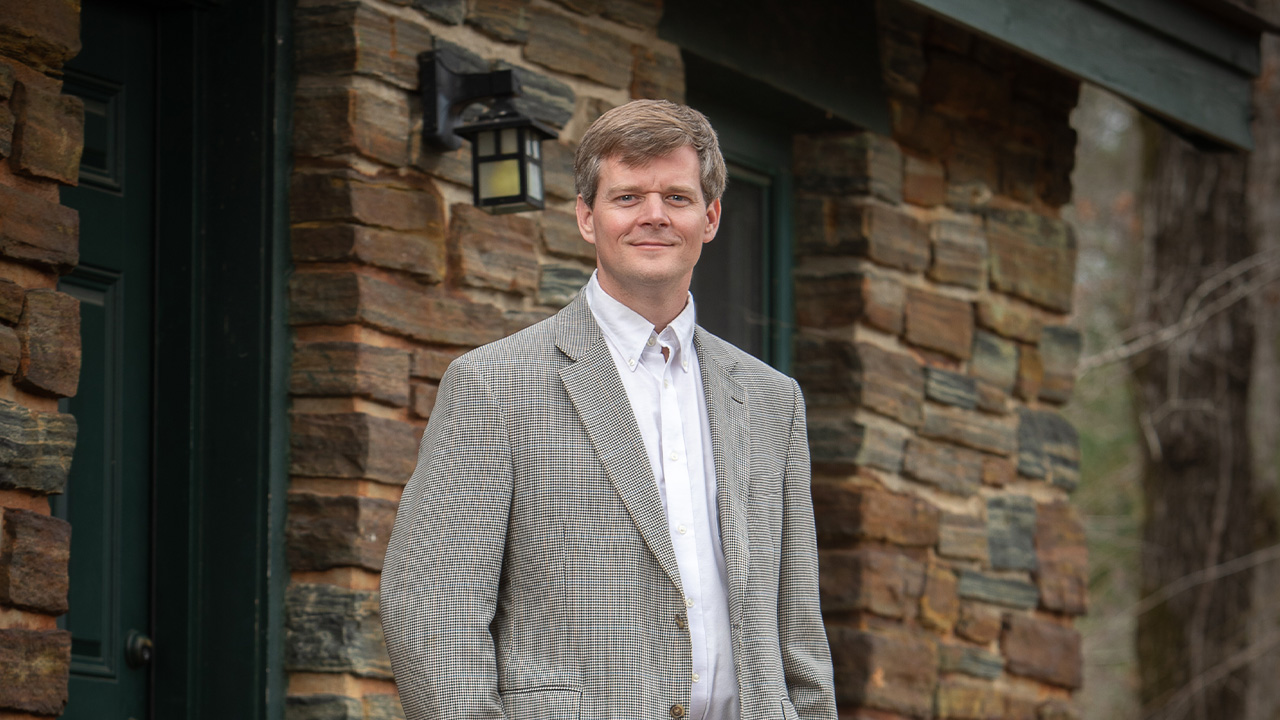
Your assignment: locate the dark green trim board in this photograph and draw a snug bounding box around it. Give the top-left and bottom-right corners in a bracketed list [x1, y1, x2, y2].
[150, 0, 291, 717]
[660, 0, 890, 135]
[902, 0, 1262, 149]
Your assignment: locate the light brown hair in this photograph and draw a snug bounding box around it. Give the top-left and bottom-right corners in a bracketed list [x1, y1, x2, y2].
[574, 99, 727, 207]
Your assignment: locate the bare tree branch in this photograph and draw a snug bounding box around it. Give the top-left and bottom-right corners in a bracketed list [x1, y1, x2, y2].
[1143, 629, 1280, 720]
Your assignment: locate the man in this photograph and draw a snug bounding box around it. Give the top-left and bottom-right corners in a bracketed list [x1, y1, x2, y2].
[381, 100, 836, 720]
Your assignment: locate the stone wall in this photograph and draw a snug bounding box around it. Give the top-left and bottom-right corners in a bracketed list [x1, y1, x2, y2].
[285, 1, 1089, 719]
[0, 0, 82, 716]
[792, 2, 1087, 717]
[285, 0, 676, 716]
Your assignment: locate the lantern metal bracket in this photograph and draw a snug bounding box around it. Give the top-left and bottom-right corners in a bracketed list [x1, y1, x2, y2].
[419, 48, 521, 151]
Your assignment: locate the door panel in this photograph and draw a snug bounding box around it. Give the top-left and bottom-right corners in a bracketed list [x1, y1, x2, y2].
[55, 1, 157, 717]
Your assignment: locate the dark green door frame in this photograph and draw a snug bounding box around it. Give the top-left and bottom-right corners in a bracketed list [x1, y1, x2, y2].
[149, 0, 291, 717]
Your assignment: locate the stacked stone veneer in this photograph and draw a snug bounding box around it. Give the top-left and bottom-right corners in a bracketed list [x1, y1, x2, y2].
[0, 0, 83, 717]
[285, 0, 676, 716]
[284, 0, 1091, 718]
[792, 3, 1088, 718]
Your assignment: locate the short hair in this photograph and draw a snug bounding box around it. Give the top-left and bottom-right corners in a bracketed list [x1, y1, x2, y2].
[574, 99, 727, 207]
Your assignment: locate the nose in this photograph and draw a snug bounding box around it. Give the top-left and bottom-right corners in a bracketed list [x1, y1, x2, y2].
[637, 193, 670, 227]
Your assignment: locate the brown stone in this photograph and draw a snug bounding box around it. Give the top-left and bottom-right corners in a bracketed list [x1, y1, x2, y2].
[858, 342, 926, 427]
[1035, 502, 1088, 615]
[1016, 345, 1043, 401]
[981, 455, 1015, 487]
[974, 380, 1010, 415]
[1001, 614, 1082, 688]
[0, 183, 79, 273]
[524, 6, 632, 88]
[920, 564, 959, 631]
[796, 198, 928, 269]
[293, 79, 412, 167]
[955, 603, 1003, 644]
[811, 482, 940, 548]
[1038, 699, 1080, 720]
[542, 139, 577, 200]
[922, 404, 1016, 456]
[985, 210, 1077, 313]
[631, 44, 684, 102]
[0, 0, 79, 73]
[794, 132, 903, 204]
[0, 324, 17, 374]
[938, 513, 989, 563]
[976, 296, 1042, 343]
[412, 347, 463, 380]
[292, 224, 445, 283]
[945, 129, 1000, 209]
[603, 0, 662, 28]
[905, 288, 973, 359]
[541, 209, 594, 261]
[504, 307, 554, 335]
[0, 399, 76, 494]
[290, 172, 445, 235]
[935, 678, 1002, 720]
[291, 341, 411, 407]
[971, 330, 1018, 393]
[0, 104, 13, 158]
[929, 220, 986, 289]
[892, 103, 953, 157]
[295, 3, 430, 88]
[903, 437, 984, 496]
[290, 412, 420, 484]
[903, 154, 945, 207]
[0, 508, 69, 613]
[15, 289, 80, 398]
[828, 625, 937, 718]
[820, 547, 925, 618]
[862, 272, 905, 335]
[0, 276, 26, 323]
[411, 381, 440, 419]
[10, 80, 83, 184]
[286, 492, 397, 571]
[1038, 325, 1082, 404]
[290, 269, 505, 347]
[793, 267, 865, 329]
[468, 0, 535, 43]
[0, 628, 70, 714]
[881, 28, 927, 97]
[1000, 145, 1041, 204]
[920, 50, 1011, 122]
[449, 204, 539, 295]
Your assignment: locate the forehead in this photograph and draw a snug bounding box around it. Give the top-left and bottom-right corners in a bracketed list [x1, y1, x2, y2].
[598, 145, 701, 190]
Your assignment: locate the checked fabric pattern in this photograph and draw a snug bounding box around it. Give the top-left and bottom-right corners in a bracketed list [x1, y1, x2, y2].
[380, 290, 836, 720]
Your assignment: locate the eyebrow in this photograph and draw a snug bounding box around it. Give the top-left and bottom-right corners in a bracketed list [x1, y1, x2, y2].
[606, 184, 702, 198]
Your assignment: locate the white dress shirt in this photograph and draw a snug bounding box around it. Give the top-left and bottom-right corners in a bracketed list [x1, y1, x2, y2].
[585, 273, 739, 720]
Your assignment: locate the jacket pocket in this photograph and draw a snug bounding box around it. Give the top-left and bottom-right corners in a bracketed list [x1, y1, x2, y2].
[780, 698, 799, 720]
[502, 687, 581, 720]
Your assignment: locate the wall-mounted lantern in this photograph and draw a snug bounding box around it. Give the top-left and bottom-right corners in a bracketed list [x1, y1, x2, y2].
[420, 49, 557, 214]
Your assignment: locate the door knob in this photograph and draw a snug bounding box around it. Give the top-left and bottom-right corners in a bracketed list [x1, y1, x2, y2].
[125, 630, 153, 668]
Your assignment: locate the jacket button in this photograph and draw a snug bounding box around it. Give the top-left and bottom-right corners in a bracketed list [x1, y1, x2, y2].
[670, 704, 685, 719]
[675, 612, 687, 629]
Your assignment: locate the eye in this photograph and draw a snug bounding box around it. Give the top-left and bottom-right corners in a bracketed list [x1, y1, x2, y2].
[667, 194, 692, 204]
[616, 194, 639, 203]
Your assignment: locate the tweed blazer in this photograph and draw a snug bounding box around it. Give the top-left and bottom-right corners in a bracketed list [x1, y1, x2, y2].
[380, 290, 836, 720]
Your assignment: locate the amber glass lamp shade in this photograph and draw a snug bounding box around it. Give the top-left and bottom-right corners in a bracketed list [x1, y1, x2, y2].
[455, 114, 556, 214]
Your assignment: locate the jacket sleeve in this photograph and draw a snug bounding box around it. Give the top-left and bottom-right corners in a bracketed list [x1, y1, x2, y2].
[778, 379, 838, 720]
[380, 357, 512, 720]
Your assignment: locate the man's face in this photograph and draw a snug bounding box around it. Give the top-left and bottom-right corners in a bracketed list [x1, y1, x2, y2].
[576, 145, 721, 304]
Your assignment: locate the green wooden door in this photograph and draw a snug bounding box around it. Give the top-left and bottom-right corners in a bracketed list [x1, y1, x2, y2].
[55, 1, 157, 717]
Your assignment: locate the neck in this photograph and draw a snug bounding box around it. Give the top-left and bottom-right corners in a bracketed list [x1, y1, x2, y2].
[596, 273, 689, 333]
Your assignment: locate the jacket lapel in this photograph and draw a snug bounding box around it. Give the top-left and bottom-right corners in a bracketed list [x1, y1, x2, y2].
[694, 330, 751, 620]
[556, 293, 685, 595]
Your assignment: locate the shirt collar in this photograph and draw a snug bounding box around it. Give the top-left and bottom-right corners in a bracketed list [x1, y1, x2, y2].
[585, 271, 697, 373]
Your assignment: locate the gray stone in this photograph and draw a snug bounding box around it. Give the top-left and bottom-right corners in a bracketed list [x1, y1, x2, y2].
[285, 695, 362, 720]
[938, 643, 1005, 679]
[1038, 325, 1083, 404]
[903, 437, 984, 497]
[410, 0, 466, 24]
[1016, 409, 1081, 491]
[957, 569, 1039, 609]
[538, 260, 591, 307]
[970, 329, 1018, 393]
[925, 367, 976, 409]
[987, 495, 1037, 571]
[285, 583, 391, 678]
[938, 513, 989, 563]
[928, 220, 986, 289]
[921, 404, 1016, 456]
[0, 399, 76, 494]
[494, 62, 576, 129]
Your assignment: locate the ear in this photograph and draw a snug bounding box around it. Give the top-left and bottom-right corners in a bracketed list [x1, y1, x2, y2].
[702, 197, 721, 244]
[576, 195, 597, 245]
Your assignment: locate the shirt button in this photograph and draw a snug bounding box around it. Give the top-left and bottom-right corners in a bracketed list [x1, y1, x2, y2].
[692, 673, 700, 683]
[627, 358, 636, 367]
[669, 451, 679, 461]
[664, 379, 670, 388]
[677, 524, 687, 535]
[647, 336, 657, 347]
[685, 598, 694, 608]
[671, 705, 685, 719]
[682, 360, 689, 370]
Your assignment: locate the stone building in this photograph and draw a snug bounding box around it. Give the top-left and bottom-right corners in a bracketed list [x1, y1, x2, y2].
[0, 0, 1269, 718]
